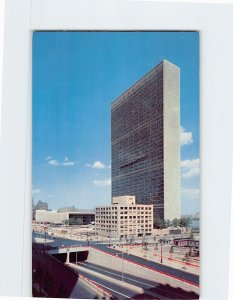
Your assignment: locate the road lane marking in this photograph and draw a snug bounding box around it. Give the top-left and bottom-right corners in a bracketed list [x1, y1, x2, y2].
[79, 261, 156, 288]
[83, 280, 134, 299]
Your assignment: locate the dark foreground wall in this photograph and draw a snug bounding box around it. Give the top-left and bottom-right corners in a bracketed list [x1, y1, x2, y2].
[32, 245, 79, 298]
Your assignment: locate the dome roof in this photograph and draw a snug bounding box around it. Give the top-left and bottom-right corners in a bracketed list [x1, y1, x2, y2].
[57, 206, 78, 213]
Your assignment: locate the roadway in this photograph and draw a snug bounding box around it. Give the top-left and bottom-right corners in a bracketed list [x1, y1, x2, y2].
[32, 232, 199, 286]
[69, 261, 198, 300]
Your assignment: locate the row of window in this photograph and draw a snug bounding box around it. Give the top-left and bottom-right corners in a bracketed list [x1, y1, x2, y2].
[119, 215, 151, 219]
[96, 207, 118, 210]
[96, 206, 152, 210]
[120, 229, 151, 233]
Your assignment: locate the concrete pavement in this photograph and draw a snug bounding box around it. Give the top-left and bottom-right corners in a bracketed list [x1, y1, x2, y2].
[70, 261, 198, 300]
[112, 244, 199, 276]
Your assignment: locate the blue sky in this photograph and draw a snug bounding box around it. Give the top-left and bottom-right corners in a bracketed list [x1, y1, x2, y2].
[32, 31, 199, 215]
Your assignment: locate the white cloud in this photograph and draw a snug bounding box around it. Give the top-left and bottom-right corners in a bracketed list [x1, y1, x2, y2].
[48, 159, 59, 166]
[181, 159, 199, 168]
[86, 161, 106, 169]
[62, 157, 75, 166]
[93, 161, 105, 169]
[182, 168, 199, 178]
[32, 189, 40, 194]
[182, 188, 199, 199]
[45, 156, 51, 160]
[181, 159, 200, 178]
[180, 126, 193, 146]
[63, 161, 75, 166]
[47, 158, 75, 167]
[93, 178, 111, 187]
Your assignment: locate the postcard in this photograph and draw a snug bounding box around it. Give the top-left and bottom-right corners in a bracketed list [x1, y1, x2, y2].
[32, 31, 200, 299]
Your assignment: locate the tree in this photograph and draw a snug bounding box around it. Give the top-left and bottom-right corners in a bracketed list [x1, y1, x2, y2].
[68, 217, 82, 226]
[179, 216, 191, 227]
[63, 219, 69, 225]
[75, 218, 83, 225]
[68, 218, 76, 225]
[172, 218, 179, 227]
[143, 242, 148, 250]
[129, 236, 135, 244]
[164, 219, 172, 228]
[154, 217, 165, 229]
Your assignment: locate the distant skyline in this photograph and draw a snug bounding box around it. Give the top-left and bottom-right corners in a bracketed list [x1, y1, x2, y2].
[32, 31, 199, 215]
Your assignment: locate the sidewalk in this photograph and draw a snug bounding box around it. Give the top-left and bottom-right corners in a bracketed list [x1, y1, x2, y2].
[113, 244, 199, 276]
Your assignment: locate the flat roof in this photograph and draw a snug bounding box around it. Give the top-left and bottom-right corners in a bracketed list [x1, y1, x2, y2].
[68, 211, 95, 215]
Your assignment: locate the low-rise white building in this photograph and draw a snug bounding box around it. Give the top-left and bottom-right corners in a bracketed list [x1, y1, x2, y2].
[95, 196, 153, 239]
[35, 210, 95, 225]
[35, 210, 67, 224]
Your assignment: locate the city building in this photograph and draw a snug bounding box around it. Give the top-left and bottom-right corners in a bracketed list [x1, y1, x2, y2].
[35, 209, 95, 225]
[32, 199, 49, 221]
[111, 60, 181, 221]
[34, 200, 49, 211]
[95, 196, 153, 239]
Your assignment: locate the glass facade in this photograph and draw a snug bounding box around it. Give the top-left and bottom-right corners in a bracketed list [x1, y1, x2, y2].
[111, 60, 180, 221]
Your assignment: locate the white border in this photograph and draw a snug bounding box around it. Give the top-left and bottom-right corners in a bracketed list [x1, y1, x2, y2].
[0, 0, 5, 142]
[0, 0, 32, 297]
[229, 162, 233, 300]
[1, 1, 233, 299]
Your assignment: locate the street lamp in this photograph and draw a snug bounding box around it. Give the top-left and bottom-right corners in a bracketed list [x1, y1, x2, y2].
[76, 242, 78, 265]
[116, 253, 125, 282]
[160, 239, 163, 263]
[44, 226, 48, 242]
[87, 231, 89, 245]
[109, 229, 112, 247]
[66, 247, 70, 265]
[96, 232, 98, 242]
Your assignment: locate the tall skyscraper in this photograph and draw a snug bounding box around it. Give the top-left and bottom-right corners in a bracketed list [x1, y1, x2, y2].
[111, 60, 180, 221]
